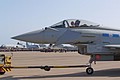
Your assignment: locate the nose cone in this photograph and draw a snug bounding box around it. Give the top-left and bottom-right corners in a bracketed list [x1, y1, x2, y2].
[12, 28, 69, 44]
[12, 30, 45, 43]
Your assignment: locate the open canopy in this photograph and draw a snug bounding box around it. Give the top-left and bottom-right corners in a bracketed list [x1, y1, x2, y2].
[50, 19, 99, 28]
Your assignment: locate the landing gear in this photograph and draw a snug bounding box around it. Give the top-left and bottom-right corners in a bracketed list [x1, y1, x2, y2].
[85, 55, 95, 74]
[86, 67, 94, 74]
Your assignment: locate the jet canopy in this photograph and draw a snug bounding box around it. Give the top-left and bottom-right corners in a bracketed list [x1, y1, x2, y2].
[50, 19, 99, 28]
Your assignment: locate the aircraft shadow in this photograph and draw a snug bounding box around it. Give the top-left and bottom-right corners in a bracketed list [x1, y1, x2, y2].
[1, 68, 120, 80]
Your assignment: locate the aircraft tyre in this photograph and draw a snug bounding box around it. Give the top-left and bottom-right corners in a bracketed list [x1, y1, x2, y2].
[86, 67, 94, 75]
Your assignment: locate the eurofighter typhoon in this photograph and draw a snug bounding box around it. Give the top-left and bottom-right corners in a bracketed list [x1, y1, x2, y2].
[12, 19, 120, 74]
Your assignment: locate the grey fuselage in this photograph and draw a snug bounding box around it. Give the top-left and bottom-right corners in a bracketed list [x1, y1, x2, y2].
[12, 19, 120, 56]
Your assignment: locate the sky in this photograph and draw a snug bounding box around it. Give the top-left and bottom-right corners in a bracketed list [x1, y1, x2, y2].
[1, 0, 120, 45]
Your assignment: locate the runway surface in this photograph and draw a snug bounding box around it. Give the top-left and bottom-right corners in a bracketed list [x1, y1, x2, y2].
[0, 52, 120, 80]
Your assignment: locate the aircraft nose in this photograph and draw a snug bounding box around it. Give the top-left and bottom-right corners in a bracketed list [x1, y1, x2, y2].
[12, 29, 45, 43]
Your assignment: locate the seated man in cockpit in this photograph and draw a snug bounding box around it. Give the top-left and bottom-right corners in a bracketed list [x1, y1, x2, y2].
[70, 20, 80, 28]
[75, 20, 80, 27]
[70, 21, 75, 28]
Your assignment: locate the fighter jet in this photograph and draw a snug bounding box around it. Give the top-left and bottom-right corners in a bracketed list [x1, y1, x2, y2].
[12, 19, 120, 74]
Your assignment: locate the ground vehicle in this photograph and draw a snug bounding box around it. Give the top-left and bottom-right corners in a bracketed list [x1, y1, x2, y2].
[0, 54, 11, 75]
[0, 53, 93, 75]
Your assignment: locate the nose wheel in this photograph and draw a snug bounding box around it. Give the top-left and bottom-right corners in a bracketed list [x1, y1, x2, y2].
[86, 67, 94, 74]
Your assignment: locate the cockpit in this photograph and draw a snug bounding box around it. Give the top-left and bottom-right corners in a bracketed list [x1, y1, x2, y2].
[50, 19, 99, 28]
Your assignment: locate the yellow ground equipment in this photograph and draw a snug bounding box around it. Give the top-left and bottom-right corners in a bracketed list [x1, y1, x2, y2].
[0, 54, 11, 75]
[0, 54, 93, 75]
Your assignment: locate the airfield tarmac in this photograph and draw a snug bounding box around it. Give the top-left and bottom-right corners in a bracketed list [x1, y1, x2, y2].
[0, 52, 120, 80]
